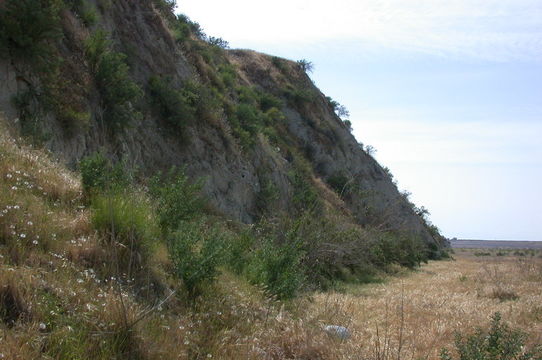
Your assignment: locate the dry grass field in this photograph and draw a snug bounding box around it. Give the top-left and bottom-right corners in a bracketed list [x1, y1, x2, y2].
[290, 249, 542, 360]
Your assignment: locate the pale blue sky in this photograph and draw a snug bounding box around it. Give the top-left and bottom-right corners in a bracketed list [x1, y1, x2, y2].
[179, 0, 542, 241]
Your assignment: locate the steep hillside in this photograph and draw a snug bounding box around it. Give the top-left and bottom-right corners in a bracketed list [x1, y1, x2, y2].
[0, 0, 444, 251]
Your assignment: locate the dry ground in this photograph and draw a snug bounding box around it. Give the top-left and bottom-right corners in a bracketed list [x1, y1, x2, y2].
[297, 249, 542, 360]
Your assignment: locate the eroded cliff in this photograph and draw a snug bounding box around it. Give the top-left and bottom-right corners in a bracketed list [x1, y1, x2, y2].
[0, 0, 445, 249]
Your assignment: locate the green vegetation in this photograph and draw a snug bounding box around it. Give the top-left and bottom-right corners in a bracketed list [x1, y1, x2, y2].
[152, 0, 176, 17]
[272, 56, 289, 73]
[284, 85, 315, 107]
[327, 171, 353, 198]
[1, 0, 90, 137]
[256, 177, 279, 214]
[85, 30, 142, 131]
[289, 155, 321, 214]
[440, 313, 542, 360]
[218, 63, 237, 88]
[168, 221, 226, 299]
[297, 59, 314, 73]
[79, 152, 130, 195]
[148, 75, 224, 135]
[0, 0, 62, 63]
[67, 0, 99, 27]
[148, 76, 198, 135]
[326, 96, 350, 120]
[248, 234, 305, 299]
[208, 36, 229, 49]
[91, 191, 160, 280]
[149, 168, 205, 233]
[175, 14, 206, 40]
[226, 86, 285, 149]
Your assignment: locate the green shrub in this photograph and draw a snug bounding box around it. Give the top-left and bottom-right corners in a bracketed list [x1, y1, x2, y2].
[290, 169, 320, 213]
[440, 313, 542, 360]
[247, 235, 305, 300]
[326, 96, 350, 120]
[271, 56, 288, 73]
[152, 0, 176, 16]
[85, 30, 142, 130]
[367, 232, 427, 269]
[228, 103, 263, 149]
[237, 86, 259, 106]
[225, 230, 255, 275]
[283, 86, 315, 107]
[79, 152, 130, 195]
[259, 92, 282, 112]
[256, 178, 279, 214]
[288, 155, 321, 214]
[218, 64, 237, 87]
[91, 191, 160, 279]
[235, 103, 262, 134]
[66, 0, 98, 26]
[176, 14, 205, 39]
[0, 0, 63, 63]
[227, 86, 286, 149]
[172, 15, 191, 43]
[149, 168, 205, 233]
[168, 221, 226, 299]
[148, 76, 198, 134]
[1, 0, 89, 136]
[11, 89, 49, 143]
[327, 171, 352, 197]
[77, 2, 98, 27]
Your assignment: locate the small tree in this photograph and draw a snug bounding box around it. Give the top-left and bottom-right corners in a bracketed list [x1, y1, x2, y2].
[297, 59, 314, 73]
[208, 36, 229, 49]
[365, 145, 377, 156]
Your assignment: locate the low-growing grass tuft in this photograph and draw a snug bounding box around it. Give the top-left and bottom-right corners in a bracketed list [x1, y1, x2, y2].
[91, 190, 160, 282]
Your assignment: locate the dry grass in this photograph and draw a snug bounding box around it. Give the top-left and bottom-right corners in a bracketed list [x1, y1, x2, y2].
[0, 123, 87, 264]
[293, 250, 542, 360]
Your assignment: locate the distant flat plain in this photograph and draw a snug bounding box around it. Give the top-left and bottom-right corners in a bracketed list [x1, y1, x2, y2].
[451, 239, 542, 249]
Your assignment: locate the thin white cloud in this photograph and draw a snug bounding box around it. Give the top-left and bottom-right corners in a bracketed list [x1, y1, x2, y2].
[181, 0, 542, 61]
[353, 116, 542, 165]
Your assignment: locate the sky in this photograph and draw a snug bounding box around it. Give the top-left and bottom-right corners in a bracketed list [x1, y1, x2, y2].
[178, 0, 542, 241]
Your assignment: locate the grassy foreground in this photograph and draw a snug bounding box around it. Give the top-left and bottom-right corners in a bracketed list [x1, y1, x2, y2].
[1, 124, 540, 359]
[304, 249, 542, 359]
